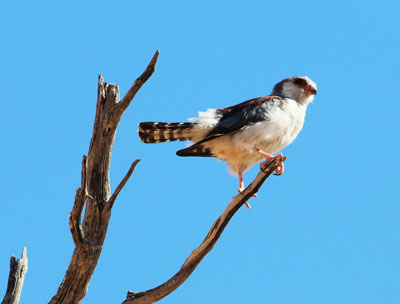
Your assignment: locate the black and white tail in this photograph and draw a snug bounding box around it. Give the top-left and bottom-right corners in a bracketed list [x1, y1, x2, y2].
[138, 122, 194, 143]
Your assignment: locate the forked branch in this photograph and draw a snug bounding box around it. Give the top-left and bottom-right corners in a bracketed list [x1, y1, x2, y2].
[123, 156, 286, 304]
[69, 155, 88, 253]
[49, 51, 158, 304]
[45, 48, 283, 304]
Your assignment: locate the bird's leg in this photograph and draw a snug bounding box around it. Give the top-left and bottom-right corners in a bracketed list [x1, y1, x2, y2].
[253, 148, 284, 175]
[237, 171, 245, 193]
[237, 171, 253, 209]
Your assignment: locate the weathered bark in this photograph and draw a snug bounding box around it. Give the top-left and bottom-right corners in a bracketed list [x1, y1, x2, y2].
[123, 156, 286, 304]
[2, 248, 28, 304]
[49, 50, 159, 304]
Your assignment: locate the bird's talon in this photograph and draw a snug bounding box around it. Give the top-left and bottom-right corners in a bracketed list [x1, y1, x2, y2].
[237, 187, 255, 208]
[274, 166, 284, 175]
[273, 168, 282, 175]
[238, 188, 257, 198]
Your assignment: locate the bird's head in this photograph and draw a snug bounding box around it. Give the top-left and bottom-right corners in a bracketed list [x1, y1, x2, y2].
[271, 76, 317, 105]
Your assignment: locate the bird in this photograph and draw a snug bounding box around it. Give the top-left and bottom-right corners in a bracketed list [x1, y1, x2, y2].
[138, 76, 317, 208]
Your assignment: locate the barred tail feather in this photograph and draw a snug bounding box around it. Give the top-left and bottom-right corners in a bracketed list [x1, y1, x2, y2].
[138, 122, 194, 143]
[176, 144, 213, 157]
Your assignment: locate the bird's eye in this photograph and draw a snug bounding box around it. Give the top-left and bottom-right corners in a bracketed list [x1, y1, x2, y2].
[293, 78, 306, 86]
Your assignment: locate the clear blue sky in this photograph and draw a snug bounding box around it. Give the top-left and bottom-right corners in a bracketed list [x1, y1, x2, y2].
[1, 1, 399, 303]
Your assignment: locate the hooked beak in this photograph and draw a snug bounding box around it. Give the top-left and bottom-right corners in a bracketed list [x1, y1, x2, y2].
[306, 86, 317, 95]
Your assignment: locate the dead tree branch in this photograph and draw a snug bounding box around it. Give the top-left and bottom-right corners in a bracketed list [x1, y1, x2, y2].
[2, 248, 28, 304]
[49, 51, 159, 304]
[123, 156, 286, 304]
[107, 158, 141, 211]
[46, 48, 283, 304]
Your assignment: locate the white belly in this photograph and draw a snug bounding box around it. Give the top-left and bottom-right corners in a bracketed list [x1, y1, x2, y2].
[204, 100, 306, 175]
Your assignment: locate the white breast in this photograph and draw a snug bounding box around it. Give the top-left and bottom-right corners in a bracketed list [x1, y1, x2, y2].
[205, 99, 306, 175]
[239, 98, 306, 153]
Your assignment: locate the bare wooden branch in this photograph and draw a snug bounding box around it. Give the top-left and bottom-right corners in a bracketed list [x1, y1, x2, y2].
[69, 155, 88, 253]
[47, 47, 283, 304]
[119, 50, 159, 112]
[2, 248, 28, 304]
[49, 51, 158, 304]
[123, 156, 286, 304]
[107, 158, 141, 210]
